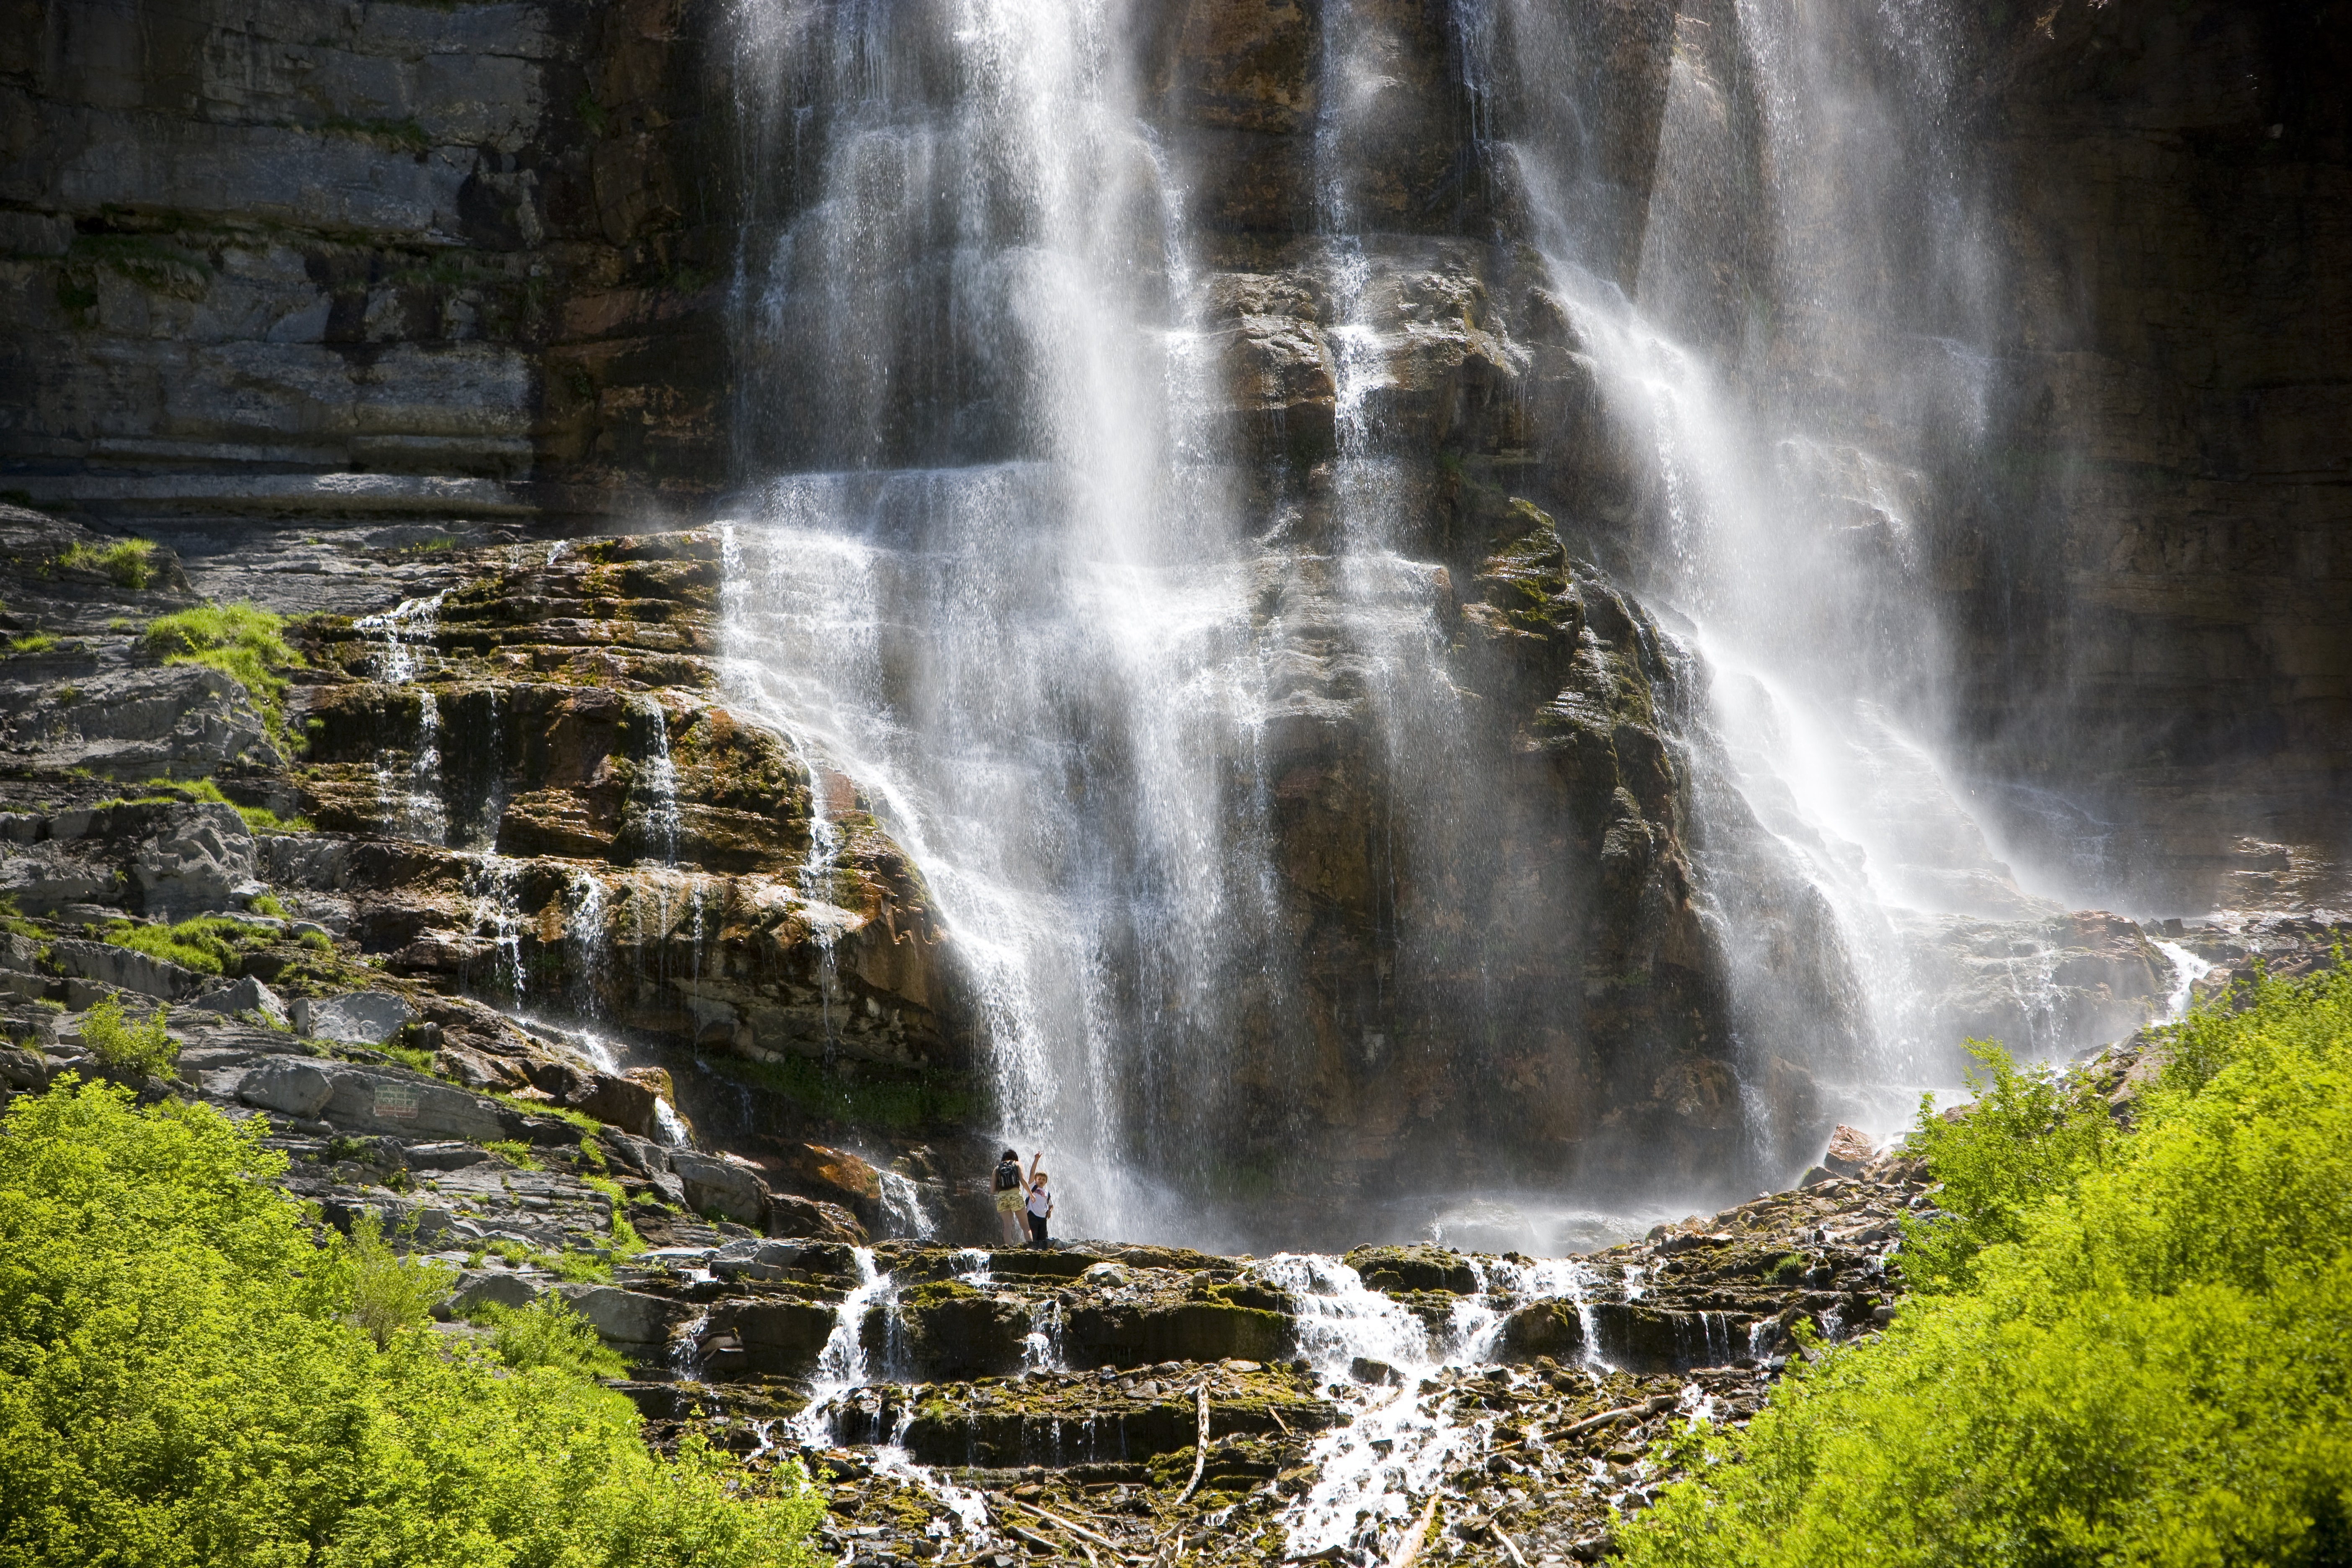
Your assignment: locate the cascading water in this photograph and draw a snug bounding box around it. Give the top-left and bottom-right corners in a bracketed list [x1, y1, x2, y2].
[354, 591, 449, 845]
[1257, 1253, 1602, 1557]
[1454, 0, 2099, 1112]
[709, 0, 2158, 1241]
[718, 0, 1295, 1241]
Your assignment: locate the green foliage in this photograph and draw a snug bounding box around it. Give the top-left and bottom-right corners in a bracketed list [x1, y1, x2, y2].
[380, 1042, 438, 1073]
[101, 914, 254, 977]
[1896, 1039, 2117, 1292]
[76, 995, 177, 1077]
[139, 601, 304, 743]
[300, 928, 335, 952]
[347, 1209, 456, 1348]
[480, 1293, 627, 1378]
[6, 632, 57, 656]
[52, 536, 156, 588]
[0, 1081, 825, 1566]
[484, 1139, 542, 1171]
[250, 893, 287, 918]
[552, 1249, 614, 1284]
[1612, 964, 2352, 1568]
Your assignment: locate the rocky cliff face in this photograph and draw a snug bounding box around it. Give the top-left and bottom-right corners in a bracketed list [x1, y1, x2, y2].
[1951, 0, 2352, 913]
[0, 0, 730, 526]
[3, 0, 2344, 1230]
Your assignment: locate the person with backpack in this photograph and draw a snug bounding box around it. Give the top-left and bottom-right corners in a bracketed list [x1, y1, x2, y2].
[991, 1147, 1026, 1244]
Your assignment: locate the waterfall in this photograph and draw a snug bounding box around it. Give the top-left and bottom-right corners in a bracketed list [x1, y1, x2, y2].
[707, 0, 2139, 1237]
[718, 0, 1290, 1241]
[1455, 0, 2090, 1106]
[355, 591, 449, 845]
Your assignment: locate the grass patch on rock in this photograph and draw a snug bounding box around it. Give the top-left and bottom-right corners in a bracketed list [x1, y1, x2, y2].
[141, 601, 304, 744]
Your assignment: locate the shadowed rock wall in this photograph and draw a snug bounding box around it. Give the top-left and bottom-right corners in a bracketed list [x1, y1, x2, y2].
[0, 0, 731, 525]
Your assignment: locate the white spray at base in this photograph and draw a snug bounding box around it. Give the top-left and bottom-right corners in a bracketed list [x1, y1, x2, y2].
[1257, 1254, 1608, 1557]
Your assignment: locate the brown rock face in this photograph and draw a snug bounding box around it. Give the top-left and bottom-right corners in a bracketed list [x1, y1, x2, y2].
[273, 531, 975, 1161]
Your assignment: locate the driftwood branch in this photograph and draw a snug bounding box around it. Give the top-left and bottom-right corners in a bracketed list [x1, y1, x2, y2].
[1488, 1524, 1530, 1568]
[1387, 1494, 1440, 1568]
[1176, 1385, 1210, 1503]
[1557, 1405, 1644, 1439]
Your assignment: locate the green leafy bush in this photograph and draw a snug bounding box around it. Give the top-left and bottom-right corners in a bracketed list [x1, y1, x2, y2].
[481, 1293, 627, 1378]
[1613, 964, 2352, 1568]
[5, 632, 57, 656]
[140, 601, 304, 742]
[347, 1209, 456, 1348]
[0, 1079, 824, 1566]
[75, 995, 177, 1077]
[1895, 1039, 2117, 1292]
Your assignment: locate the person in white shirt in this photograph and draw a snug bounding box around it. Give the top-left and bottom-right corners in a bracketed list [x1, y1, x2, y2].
[1024, 1152, 1053, 1248]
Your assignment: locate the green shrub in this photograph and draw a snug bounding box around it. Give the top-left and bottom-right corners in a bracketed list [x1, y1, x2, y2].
[481, 1293, 627, 1378]
[348, 1210, 456, 1348]
[553, 1249, 614, 1284]
[1895, 1039, 2117, 1292]
[5, 632, 56, 656]
[300, 929, 334, 952]
[485, 1139, 543, 1171]
[1612, 963, 2352, 1568]
[0, 1081, 823, 1566]
[100, 776, 311, 833]
[140, 601, 303, 742]
[76, 995, 177, 1077]
[102, 915, 250, 976]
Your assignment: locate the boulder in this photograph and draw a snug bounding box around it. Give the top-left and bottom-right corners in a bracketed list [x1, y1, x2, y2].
[1060, 1300, 1294, 1369]
[553, 1284, 678, 1347]
[127, 802, 262, 918]
[1586, 1303, 1746, 1374]
[8, 666, 277, 780]
[0, 1045, 49, 1091]
[191, 975, 288, 1026]
[1342, 1244, 1479, 1295]
[48, 937, 202, 1001]
[566, 1071, 660, 1138]
[791, 1141, 883, 1210]
[766, 1191, 868, 1244]
[670, 1149, 769, 1225]
[449, 1270, 543, 1317]
[405, 1141, 490, 1171]
[237, 1057, 336, 1119]
[703, 1297, 841, 1375]
[0, 841, 115, 915]
[1495, 1299, 1586, 1364]
[308, 990, 416, 1044]
[1819, 1124, 1877, 1178]
[597, 1129, 671, 1176]
[318, 1067, 513, 1142]
[864, 1281, 1031, 1379]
